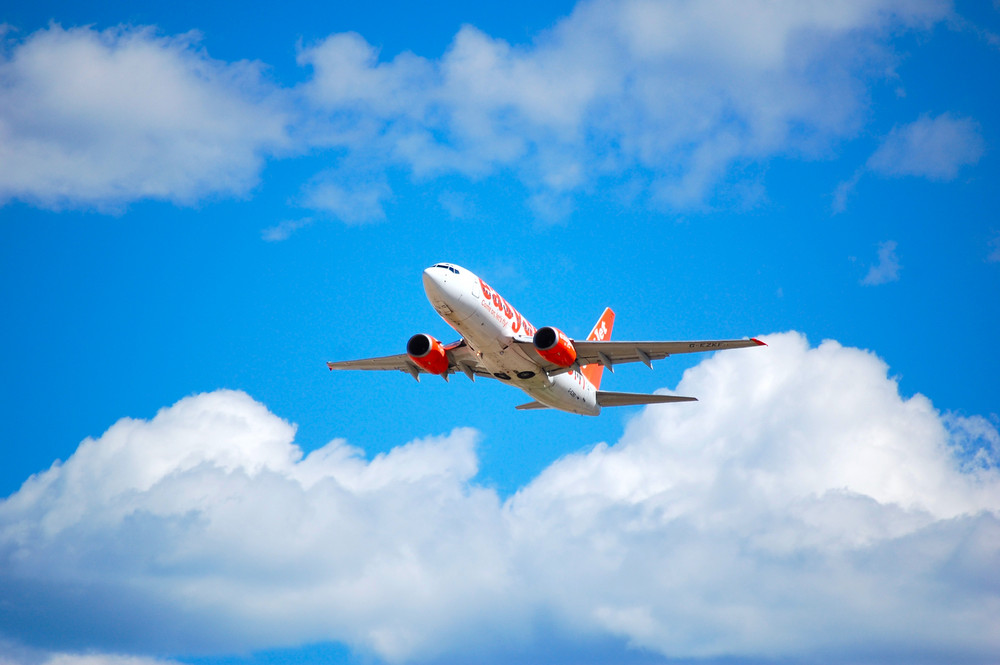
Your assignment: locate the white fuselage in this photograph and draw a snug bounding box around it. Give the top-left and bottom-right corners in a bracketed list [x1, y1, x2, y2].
[422, 264, 600, 415]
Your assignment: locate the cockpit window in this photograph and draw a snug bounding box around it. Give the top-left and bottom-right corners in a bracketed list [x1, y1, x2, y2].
[432, 263, 460, 274]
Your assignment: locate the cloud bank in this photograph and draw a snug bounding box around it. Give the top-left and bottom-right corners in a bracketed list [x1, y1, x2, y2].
[0, 0, 963, 216]
[2, 332, 999, 664]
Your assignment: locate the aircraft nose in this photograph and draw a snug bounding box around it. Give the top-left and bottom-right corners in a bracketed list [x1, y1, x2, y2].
[422, 266, 444, 298]
[423, 264, 474, 321]
[422, 265, 459, 304]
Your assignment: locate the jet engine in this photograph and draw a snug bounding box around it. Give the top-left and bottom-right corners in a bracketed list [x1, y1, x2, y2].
[533, 327, 577, 367]
[406, 333, 450, 375]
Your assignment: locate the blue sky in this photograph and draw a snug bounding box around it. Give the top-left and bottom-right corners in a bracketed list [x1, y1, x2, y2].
[1, 1, 999, 664]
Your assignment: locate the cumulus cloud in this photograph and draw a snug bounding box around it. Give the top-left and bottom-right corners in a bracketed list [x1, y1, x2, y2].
[0, 24, 290, 210]
[2, 333, 999, 664]
[509, 333, 1000, 659]
[296, 0, 953, 212]
[3, 1, 954, 215]
[0, 393, 507, 660]
[861, 239, 901, 285]
[867, 113, 985, 180]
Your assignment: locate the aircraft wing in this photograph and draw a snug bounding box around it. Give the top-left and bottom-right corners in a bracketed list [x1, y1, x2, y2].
[326, 340, 491, 381]
[516, 392, 696, 411]
[326, 354, 417, 372]
[511, 336, 765, 373]
[596, 391, 697, 406]
[574, 337, 766, 368]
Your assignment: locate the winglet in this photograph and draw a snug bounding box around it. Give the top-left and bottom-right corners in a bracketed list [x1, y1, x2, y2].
[582, 308, 615, 389]
[327, 362, 334, 371]
[751, 337, 767, 346]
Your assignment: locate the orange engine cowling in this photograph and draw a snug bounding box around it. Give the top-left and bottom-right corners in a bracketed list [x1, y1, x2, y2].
[406, 333, 449, 375]
[533, 327, 577, 367]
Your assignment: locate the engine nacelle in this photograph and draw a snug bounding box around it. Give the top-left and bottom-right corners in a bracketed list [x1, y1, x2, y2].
[406, 333, 449, 375]
[533, 326, 577, 367]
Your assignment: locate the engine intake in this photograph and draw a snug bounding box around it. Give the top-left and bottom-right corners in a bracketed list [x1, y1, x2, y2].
[407, 333, 449, 375]
[533, 326, 577, 367]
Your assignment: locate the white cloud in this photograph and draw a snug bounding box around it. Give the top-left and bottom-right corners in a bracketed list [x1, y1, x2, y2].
[0, 24, 290, 210]
[509, 335, 1000, 661]
[3, 333, 999, 663]
[0, 2, 963, 215]
[861, 239, 901, 285]
[296, 0, 952, 212]
[867, 113, 985, 180]
[0, 392, 507, 660]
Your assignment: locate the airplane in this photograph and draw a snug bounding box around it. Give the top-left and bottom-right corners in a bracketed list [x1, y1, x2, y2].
[327, 263, 765, 416]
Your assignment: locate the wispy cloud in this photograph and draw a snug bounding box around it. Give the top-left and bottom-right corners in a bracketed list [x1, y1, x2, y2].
[867, 113, 985, 181]
[261, 217, 314, 241]
[861, 239, 902, 285]
[437, 191, 475, 220]
[2, 332, 998, 664]
[833, 113, 984, 212]
[988, 231, 1000, 263]
[299, 168, 392, 224]
[832, 167, 863, 214]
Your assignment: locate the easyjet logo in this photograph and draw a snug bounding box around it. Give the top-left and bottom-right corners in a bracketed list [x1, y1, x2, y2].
[480, 278, 536, 336]
[595, 320, 608, 340]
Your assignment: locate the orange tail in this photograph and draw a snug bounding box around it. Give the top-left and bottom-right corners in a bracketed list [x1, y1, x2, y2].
[581, 307, 615, 389]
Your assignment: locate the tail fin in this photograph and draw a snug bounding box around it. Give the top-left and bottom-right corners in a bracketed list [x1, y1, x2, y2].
[581, 307, 615, 389]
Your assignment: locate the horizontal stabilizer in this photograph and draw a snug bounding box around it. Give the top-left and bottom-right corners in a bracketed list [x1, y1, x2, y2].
[515, 400, 551, 410]
[596, 391, 697, 407]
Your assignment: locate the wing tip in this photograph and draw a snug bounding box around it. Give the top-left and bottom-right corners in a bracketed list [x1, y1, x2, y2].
[751, 337, 767, 346]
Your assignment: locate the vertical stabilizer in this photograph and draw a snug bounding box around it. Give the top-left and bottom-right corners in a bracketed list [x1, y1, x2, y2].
[581, 307, 615, 389]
